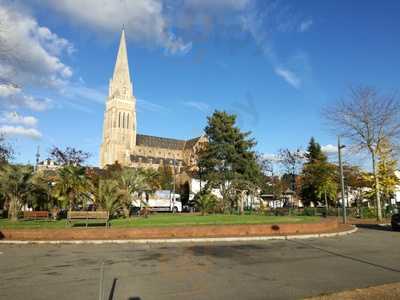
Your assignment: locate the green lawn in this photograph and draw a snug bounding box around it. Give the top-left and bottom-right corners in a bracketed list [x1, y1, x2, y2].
[0, 214, 320, 229]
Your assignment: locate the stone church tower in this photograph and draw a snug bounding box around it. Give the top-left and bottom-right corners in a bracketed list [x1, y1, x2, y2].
[100, 30, 136, 167]
[100, 30, 207, 172]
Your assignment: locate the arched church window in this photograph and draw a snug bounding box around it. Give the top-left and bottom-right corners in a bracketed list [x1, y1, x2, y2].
[118, 112, 121, 128]
[127, 114, 129, 129]
[123, 112, 125, 128]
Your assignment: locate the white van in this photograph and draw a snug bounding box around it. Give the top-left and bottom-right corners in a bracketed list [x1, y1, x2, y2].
[132, 190, 182, 213]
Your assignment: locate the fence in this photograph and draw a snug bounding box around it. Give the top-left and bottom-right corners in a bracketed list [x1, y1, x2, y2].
[252, 206, 395, 219]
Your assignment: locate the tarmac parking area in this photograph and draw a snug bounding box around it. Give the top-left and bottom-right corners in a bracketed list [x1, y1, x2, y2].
[1, 226, 400, 300]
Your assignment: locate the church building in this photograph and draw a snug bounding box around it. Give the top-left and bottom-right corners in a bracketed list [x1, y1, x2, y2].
[100, 30, 206, 172]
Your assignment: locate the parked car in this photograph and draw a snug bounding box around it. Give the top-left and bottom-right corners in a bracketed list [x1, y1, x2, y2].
[391, 209, 400, 231]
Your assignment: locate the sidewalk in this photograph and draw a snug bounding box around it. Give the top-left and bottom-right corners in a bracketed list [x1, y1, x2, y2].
[306, 282, 400, 300]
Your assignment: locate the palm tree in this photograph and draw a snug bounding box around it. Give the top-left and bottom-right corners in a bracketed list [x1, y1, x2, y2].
[0, 164, 34, 221]
[118, 168, 149, 217]
[195, 193, 217, 216]
[97, 179, 122, 217]
[52, 165, 88, 211]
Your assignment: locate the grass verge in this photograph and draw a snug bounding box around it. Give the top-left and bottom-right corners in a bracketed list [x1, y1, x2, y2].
[0, 214, 320, 229]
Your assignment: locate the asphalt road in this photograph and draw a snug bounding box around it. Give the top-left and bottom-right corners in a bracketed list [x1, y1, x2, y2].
[0, 226, 399, 300]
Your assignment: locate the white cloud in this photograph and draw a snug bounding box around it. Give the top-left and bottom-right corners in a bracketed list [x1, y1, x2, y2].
[184, 0, 250, 10]
[0, 125, 41, 139]
[0, 3, 73, 88]
[0, 112, 38, 127]
[321, 144, 338, 154]
[60, 83, 106, 104]
[0, 2, 72, 115]
[0, 83, 21, 97]
[183, 101, 210, 113]
[137, 99, 167, 112]
[275, 67, 301, 88]
[299, 19, 313, 32]
[0, 84, 53, 111]
[239, 4, 313, 89]
[42, 0, 191, 55]
[262, 153, 280, 162]
[21, 95, 53, 111]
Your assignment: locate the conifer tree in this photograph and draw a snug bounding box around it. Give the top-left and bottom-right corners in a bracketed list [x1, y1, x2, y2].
[300, 137, 337, 206]
[198, 111, 262, 212]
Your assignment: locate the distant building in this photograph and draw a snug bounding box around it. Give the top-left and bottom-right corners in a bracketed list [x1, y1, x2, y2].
[99, 30, 206, 173]
[36, 159, 61, 172]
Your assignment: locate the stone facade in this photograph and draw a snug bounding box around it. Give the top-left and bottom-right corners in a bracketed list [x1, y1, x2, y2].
[100, 30, 205, 172]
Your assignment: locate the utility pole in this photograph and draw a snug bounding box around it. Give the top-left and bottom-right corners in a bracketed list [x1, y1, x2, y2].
[172, 158, 176, 213]
[324, 188, 328, 217]
[338, 136, 347, 224]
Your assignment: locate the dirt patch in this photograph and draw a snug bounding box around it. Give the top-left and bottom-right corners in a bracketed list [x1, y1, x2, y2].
[306, 282, 400, 300]
[0, 218, 340, 240]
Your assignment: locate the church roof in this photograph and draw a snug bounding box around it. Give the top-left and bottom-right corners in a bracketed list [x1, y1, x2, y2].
[136, 134, 201, 150]
[184, 136, 202, 150]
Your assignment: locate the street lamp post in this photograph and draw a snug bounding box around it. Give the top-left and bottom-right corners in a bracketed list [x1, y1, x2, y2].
[338, 136, 347, 224]
[172, 158, 176, 213]
[324, 188, 328, 217]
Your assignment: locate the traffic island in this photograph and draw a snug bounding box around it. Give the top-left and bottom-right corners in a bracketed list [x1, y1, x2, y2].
[0, 217, 355, 242]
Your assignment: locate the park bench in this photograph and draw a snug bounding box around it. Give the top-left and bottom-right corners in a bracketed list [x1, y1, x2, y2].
[23, 211, 49, 220]
[67, 211, 109, 228]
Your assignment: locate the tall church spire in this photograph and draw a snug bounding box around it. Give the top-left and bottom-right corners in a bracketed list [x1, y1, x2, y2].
[112, 29, 131, 85]
[101, 29, 137, 168]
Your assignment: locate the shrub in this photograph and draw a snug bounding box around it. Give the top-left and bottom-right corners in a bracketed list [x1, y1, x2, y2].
[302, 207, 316, 216]
[195, 193, 218, 215]
[360, 207, 376, 219]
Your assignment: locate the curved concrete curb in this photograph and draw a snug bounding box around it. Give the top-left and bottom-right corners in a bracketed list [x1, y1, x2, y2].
[0, 226, 358, 245]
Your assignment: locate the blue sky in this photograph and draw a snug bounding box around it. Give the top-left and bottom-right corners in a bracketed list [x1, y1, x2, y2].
[0, 0, 399, 167]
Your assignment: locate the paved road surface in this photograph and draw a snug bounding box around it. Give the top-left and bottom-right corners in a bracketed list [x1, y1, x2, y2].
[0, 226, 399, 300]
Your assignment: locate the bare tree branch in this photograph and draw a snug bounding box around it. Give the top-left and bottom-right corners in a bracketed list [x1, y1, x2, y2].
[323, 85, 400, 221]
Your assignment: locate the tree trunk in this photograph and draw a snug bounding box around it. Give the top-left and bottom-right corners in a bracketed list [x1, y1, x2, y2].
[69, 192, 73, 212]
[239, 191, 244, 215]
[123, 206, 130, 218]
[8, 196, 19, 221]
[371, 151, 383, 221]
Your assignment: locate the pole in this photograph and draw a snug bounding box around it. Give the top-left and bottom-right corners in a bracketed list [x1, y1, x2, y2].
[324, 188, 328, 217]
[338, 136, 347, 224]
[172, 159, 176, 213]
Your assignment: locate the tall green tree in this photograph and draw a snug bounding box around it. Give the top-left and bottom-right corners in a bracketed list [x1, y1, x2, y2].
[0, 135, 13, 165]
[0, 164, 34, 220]
[198, 111, 262, 212]
[300, 138, 337, 206]
[305, 137, 327, 163]
[157, 162, 173, 190]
